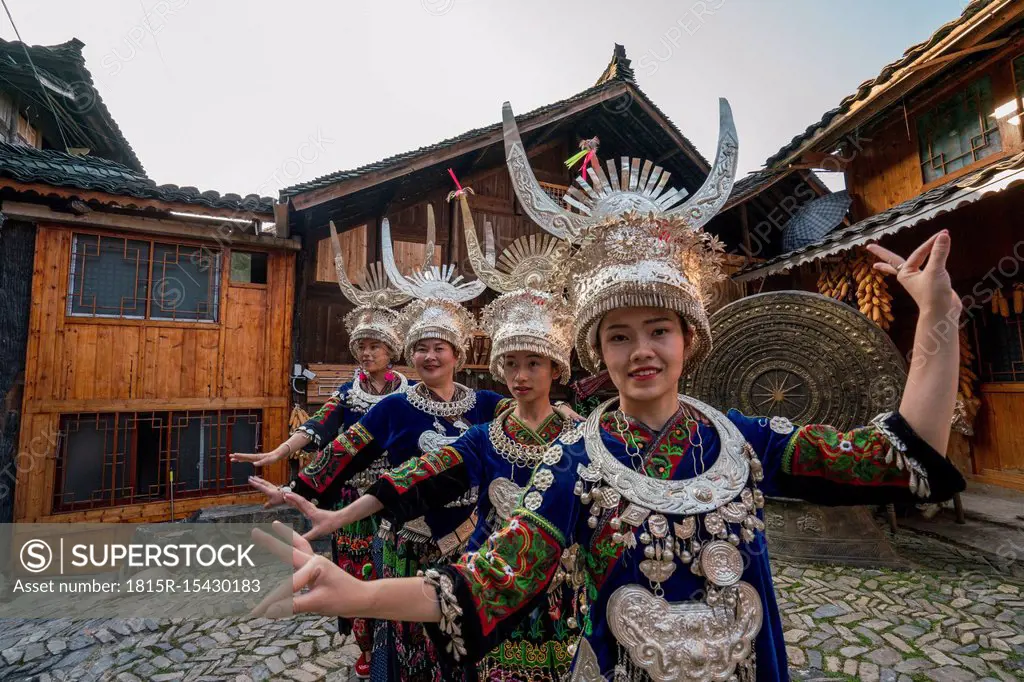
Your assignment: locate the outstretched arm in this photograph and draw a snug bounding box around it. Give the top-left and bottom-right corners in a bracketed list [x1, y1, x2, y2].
[867, 230, 960, 454]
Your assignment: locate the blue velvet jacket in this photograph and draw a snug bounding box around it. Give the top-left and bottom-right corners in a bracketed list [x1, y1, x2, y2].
[290, 388, 505, 541]
[426, 405, 965, 682]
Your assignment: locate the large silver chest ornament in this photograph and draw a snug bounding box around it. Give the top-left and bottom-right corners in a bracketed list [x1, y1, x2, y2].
[574, 395, 766, 682]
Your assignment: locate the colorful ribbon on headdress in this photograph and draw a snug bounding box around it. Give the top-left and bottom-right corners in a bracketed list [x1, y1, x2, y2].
[565, 137, 600, 180]
[446, 168, 475, 202]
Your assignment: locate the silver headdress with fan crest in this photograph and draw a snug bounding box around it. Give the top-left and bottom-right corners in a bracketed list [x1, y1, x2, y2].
[381, 203, 492, 303]
[502, 98, 737, 243]
[502, 98, 739, 375]
[457, 192, 568, 294]
[379, 202, 490, 367]
[327, 220, 422, 359]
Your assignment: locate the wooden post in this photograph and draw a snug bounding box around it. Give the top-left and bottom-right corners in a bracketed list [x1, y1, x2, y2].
[740, 203, 753, 265]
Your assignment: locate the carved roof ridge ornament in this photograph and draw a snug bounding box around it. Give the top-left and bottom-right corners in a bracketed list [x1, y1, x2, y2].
[502, 98, 739, 242]
[380, 203, 490, 303]
[328, 220, 413, 308]
[458, 193, 569, 294]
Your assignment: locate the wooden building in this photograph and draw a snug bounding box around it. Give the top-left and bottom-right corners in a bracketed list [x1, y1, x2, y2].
[733, 0, 1024, 491]
[0, 38, 298, 522]
[279, 46, 825, 407]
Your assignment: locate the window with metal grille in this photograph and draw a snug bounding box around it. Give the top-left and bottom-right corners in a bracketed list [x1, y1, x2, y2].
[67, 234, 221, 322]
[54, 410, 261, 512]
[973, 309, 1024, 383]
[917, 76, 1002, 184]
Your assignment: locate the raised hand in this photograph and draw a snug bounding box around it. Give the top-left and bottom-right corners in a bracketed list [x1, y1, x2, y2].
[230, 446, 288, 468]
[248, 475, 287, 509]
[283, 493, 345, 541]
[250, 522, 363, 619]
[866, 230, 960, 318]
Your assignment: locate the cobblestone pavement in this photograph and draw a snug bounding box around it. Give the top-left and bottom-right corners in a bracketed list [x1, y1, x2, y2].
[1, 526, 1021, 682]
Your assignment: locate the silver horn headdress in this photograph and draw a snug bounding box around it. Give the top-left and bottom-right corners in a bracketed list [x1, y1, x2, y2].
[327, 220, 413, 359]
[502, 98, 738, 242]
[381, 203, 491, 303]
[502, 98, 739, 375]
[457, 192, 569, 294]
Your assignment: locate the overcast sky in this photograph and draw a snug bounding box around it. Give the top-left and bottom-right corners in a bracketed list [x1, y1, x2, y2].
[8, 0, 967, 197]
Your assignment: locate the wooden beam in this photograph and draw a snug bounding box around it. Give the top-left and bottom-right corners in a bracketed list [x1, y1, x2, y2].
[273, 202, 290, 239]
[467, 194, 514, 214]
[740, 203, 753, 265]
[902, 38, 1010, 74]
[289, 82, 632, 212]
[29, 397, 289, 413]
[2, 201, 301, 251]
[0, 178, 272, 222]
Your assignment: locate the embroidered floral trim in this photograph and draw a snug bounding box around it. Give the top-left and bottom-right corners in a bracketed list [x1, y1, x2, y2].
[453, 512, 563, 636]
[301, 423, 376, 491]
[782, 421, 916, 489]
[424, 568, 467, 661]
[383, 447, 463, 494]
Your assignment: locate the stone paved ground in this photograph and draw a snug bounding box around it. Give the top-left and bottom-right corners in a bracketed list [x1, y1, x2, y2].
[1, 525, 1022, 682]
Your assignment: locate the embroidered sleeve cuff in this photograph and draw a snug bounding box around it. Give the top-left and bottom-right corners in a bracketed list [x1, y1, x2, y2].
[423, 568, 472, 665]
[871, 411, 966, 502]
[292, 424, 325, 452]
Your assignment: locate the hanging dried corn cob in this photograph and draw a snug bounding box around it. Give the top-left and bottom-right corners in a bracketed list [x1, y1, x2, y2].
[852, 248, 894, 331]
[953, 325, 981, 436]
[817, 258, 853, 303]
[992, 288, 1011, 318]
[1013, 283, 1024, 315]
[288, 404, 314, 466]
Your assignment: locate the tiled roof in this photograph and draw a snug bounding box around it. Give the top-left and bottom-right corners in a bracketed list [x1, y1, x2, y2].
[0, 142, 274, 213]
[0, 37, 144, 173]
[281, 45, 709, 199]
[734, 151, 1024, 281]
[763, 0, 1000, 169]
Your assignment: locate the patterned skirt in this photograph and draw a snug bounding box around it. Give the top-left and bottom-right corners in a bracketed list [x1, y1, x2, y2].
[330, 487, 379, 653]
[370, 523, 460, 682]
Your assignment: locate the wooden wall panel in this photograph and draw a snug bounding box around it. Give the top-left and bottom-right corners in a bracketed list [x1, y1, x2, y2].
[973, 385, 1024, 490]
[221, 286, 268, 397]
[16, 222, 297, 522]
[315, 224, 367, 284]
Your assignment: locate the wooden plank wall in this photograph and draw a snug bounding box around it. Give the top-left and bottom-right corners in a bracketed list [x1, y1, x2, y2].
[845, 45, 1024, 220]
[15, 223, 296, 522]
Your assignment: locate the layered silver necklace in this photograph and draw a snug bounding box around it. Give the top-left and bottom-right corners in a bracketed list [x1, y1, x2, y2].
[573, 394, 766, 682]
[405, 381, 476, 418]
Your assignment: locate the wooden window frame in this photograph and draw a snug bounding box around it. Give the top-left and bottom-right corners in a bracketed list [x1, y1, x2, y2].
[53, 409, 262, 513]
[67, 228, 226, 326]
[915, 75, 1003, 185]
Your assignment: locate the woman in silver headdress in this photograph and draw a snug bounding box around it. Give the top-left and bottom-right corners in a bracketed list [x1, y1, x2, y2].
[252, 100, 966, 682]
[288, 289, 580, 682]
[249, 208, 510, 682]
[232, 227, 413, 679]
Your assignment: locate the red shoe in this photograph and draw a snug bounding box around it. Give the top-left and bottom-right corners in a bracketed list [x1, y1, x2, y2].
[354, 652, 370, 679]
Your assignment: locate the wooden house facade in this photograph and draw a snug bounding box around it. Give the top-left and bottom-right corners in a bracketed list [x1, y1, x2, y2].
[734, 0, 1024, 491]
[0, 39, 298, 522]
[279, 46, 825, 408]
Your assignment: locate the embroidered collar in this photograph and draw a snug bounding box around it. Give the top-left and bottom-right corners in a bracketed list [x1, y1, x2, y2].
[505, 410, 563, 447]
[346, 370, 408, 412]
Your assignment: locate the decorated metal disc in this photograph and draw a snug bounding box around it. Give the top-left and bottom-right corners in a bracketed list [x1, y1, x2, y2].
[686, 291, 907, 431]
[700, 540, 744, 587]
